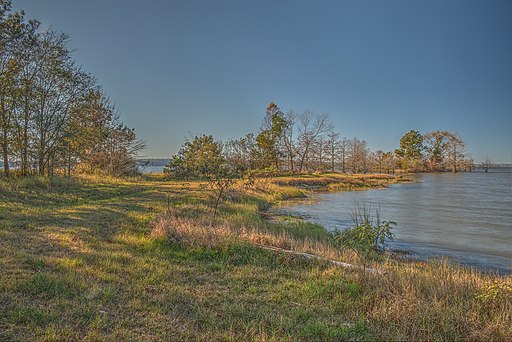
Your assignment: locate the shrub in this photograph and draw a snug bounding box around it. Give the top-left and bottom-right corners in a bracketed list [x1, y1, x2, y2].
[334, 206, 395, 283]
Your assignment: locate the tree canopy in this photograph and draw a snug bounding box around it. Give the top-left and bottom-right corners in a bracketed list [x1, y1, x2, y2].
[394, 130, 424, 172]
[165, 135, 224, 178]
[0, 0, 143, 177]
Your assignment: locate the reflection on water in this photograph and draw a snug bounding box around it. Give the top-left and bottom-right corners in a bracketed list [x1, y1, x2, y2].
[279, 170, 512, 273]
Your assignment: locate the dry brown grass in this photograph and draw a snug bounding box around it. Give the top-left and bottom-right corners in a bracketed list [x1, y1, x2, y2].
[151, 203, 345, 263]
[270, 172, 409, 192]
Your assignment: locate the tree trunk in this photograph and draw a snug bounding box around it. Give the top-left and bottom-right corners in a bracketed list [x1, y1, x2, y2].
[288, 154, 294, 173]
[2, 131, 9, 177]
[22, 109, 29, 176]
[298, 145, 309, 173]
[38, 131, 45, 175]
[38, 154, 45, 175]
[67, 145, 72, 177]
[452, 150, 457, 173]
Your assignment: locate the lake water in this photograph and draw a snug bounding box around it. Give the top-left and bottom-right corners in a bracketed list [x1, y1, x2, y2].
[278, 170, 512, 273]
[140, 165, 165, 174]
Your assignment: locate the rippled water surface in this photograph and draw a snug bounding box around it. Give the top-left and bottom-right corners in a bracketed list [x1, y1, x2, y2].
[279, 170, 512, 273]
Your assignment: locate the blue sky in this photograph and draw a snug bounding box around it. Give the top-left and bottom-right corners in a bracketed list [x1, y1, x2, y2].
[15, 0, 512, 162]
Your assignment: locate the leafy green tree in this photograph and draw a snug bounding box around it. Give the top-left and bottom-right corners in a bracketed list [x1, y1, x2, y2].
[0, 0, 142, 178]
[63, 89, 112, 175]
[165, 135, 224, 178]
[0, 0, 38, 176]
[64, 90, 144, 177]
[11, 11, 41, 176]
[395, 130, 424, 172]
[256, 102, 286, 169]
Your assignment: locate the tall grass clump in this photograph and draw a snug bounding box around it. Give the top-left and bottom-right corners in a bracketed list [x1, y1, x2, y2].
[150, 187, 347, 264]
[334, 206, 395, 283]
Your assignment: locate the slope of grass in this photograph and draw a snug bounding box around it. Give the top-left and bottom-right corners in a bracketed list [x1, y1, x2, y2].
[0, 173, 510, 341]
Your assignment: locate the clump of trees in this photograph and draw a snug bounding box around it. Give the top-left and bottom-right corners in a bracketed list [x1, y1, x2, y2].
[0, 0, 142, 178]
[226, 102, 385, 175]
[165, 101, 477, 179]
[395, 130, 472, 173]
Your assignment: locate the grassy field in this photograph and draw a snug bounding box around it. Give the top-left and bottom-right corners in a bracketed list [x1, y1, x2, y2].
[0, 173, 510, 341]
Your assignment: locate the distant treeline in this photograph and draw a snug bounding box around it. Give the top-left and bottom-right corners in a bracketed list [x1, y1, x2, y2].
[166, 102, 475, 178]
[0, 0, 143, 178]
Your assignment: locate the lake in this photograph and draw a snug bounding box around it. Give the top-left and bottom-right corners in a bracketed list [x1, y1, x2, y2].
[140, 165, 166, 174]
[277, 169, 512, 274]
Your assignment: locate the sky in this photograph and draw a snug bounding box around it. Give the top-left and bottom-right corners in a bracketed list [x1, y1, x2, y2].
[14, 0, 512, 163]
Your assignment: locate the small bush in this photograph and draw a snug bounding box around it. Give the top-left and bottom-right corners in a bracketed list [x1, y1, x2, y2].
[334, 206, 395, 282]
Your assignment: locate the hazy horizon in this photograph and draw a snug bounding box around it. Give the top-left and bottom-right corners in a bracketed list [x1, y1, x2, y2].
[15, 0, 512, 163]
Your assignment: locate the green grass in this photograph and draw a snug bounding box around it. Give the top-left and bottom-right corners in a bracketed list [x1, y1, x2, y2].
[0, 173, 510, 340]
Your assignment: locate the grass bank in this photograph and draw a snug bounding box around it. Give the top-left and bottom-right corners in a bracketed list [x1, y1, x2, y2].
[1, 173, 510, 341]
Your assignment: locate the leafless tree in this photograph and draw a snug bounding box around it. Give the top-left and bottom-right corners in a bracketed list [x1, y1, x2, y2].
[480, 156, 493, 173]
[224, 133, 258, 172]
[311, 136, 327, 171]
[296, 111, 332, 172]
[347, 137, 369, 173]
[445, 133, 465, 173]
[423, 131, 450, 172]
[326, 129, 340, 172]
[338, 137, 349, 173]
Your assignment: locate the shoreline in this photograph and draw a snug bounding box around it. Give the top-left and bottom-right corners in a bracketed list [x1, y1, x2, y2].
[262, 173, 511, 276]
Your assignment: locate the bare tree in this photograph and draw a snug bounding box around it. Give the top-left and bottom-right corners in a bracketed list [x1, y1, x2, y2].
[326, 129, 339, 172]
[423, 131, 450, 172]
[445, 133, 465, 173]
[338, 137, 349, 173]
[480, 156, 493, 173]
[312, 136, 328, 171]
[296, 111, 332, 172]
[347, 137, 369, 173]
[224, 133, 258, 172]
[372, 150, 385, 173]
[382, 151, 396, 174]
